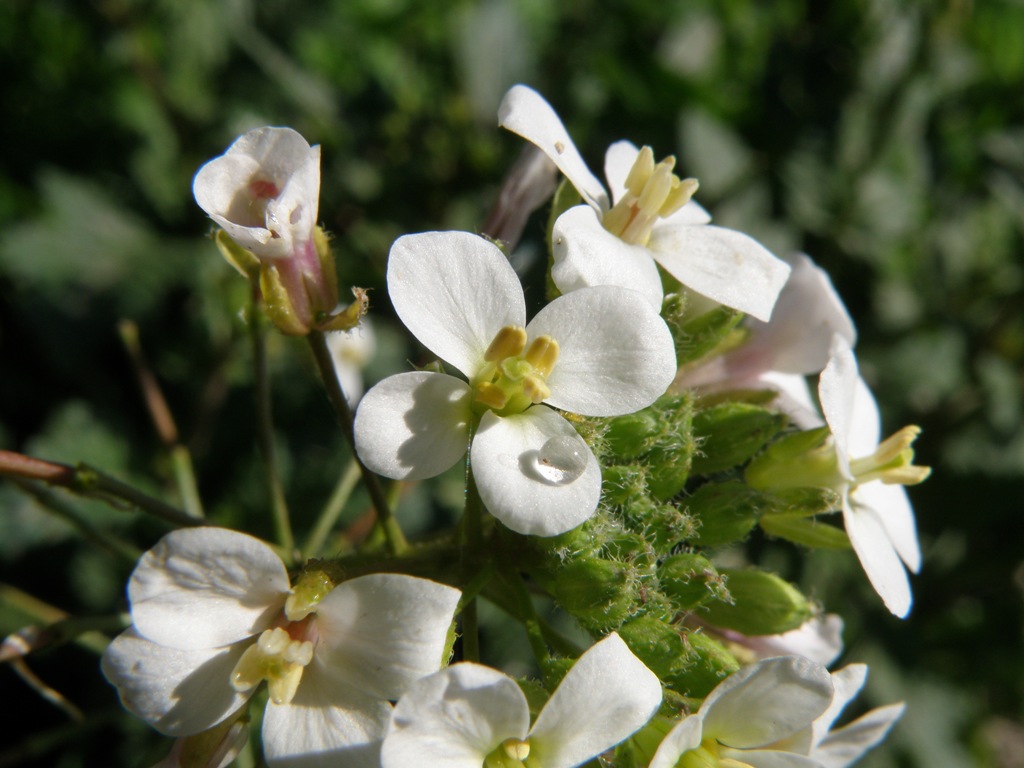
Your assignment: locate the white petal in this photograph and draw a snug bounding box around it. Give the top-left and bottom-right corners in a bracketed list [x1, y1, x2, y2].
[847, 375, 882, 459]
[128, 528, 288, 650]
[388, 231, 525, 378]
[261, 663, 391, 768]
[648, 224, 791, 322]
[813, 702, 905, 768]
[661, 199, 713, 226]
[844, 495, 912, 618]
[551, 206, 665, 311]
[315, 574, 461, 701]
[746, 253, 856, 375]
[700, 656, 833, 748]
[498, 85, 609, 213]
[818, 336, 860, 478]
[529, 634, 662, 768]
[813, 664, 869, 744]
[854, 483, 921, 573]
[101, 628, 249, 737]
[758, 372, 826, 429]
[648, 716, 704, 768]
[354, 372, 472, 481]
[528, 285, 676, 416]
[471, 409, 602, 537]
[603, 140, 641, 205]
[382, 664, 530, 768]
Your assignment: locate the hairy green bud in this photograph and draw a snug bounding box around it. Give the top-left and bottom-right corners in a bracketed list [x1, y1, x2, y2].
[698, 569, 813, 636]
[553, 558, 635, 630]
[691, 402, 788, 475]
[659, 553, 723, 610]
[684, 481, 763, 547]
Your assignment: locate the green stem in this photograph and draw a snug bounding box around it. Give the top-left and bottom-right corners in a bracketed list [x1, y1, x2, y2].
[303, 458, 362, 559]
[250, 298, 295, 563]
[502, 570, 553, 681]
[0, 583, 119, 657]
[170, 445, 205, 518]
[306, 330, 407, 556]
[459, 471, 486, 663]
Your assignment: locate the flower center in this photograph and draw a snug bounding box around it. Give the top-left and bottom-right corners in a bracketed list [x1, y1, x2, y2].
[472, 326, 560, 417]
[230, 617, 317, 705]
[677, 740, 754, 768]
[227, 174, 282, 229]
[483, 738, 534, 768]
[848, 425, 931, 487]
[601, 146, 699, 246]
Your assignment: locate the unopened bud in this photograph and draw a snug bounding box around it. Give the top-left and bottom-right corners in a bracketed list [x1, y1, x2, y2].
[685, 481, 763, 547]
[698, 569, 813, 636]
[659, 553, 723, 610]
[691, 402, 788, 476]
[554, 558, 636, 630]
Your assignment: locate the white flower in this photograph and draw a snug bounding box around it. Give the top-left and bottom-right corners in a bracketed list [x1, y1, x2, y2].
[102, 528, 461, 768]
[804, 664, 905, 768]
[353, 231, 676, 537]
[649, 656, 835, 768]
[498, 85, 790, 321]
[713, 613, 846, 667]
[677, 253, 856, 429]
[193, 127, 320, 261]
[818, 335, 927, 618]
[381, 633, 662, 768]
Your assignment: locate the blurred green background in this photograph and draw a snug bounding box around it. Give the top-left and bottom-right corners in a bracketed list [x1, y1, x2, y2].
[1, 0, 1022, 766]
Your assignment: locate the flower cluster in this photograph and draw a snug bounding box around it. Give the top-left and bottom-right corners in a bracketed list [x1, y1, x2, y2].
[98, 84, 928, 767]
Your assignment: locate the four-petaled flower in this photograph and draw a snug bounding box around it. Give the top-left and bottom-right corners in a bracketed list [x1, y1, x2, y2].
[102, 528, 461, 768]
[353, 230, 676, 537]
[498, 84, 791, 321]
[381, 633, 662, 768]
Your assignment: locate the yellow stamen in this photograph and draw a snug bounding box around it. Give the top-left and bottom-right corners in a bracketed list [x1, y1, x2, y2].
[485, 326, 527, 362]
[503, 738, 530, 760]
[850, 425, 931, 487]
[604, 146, 699, 245]
[230, 627, 315, 706]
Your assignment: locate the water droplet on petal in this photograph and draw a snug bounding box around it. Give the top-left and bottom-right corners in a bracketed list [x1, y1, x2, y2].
[532, 435, 588, 485]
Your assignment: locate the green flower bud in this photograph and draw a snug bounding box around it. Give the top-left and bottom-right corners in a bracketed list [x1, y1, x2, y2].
[602, 464, 648, 505]
[691, 402, 788, 475]
[605, 412, 661, 459]
[698, 569, 813, 636]
[553, 557, 636, 630]
[664, 301, 745, 367]
[622, 497, 696, 552]
[667, 630, 739, 698]
[658, 553, 724, 610]
[760, 514, 850, 549]
[684, 481, 763, 547]
[618, 615, 686, 679]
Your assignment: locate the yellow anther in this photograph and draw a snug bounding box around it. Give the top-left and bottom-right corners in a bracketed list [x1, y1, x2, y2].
[522, 374, 552, 404]
[485, 326, 528, 362]
[661, 177, 700, 217]
[285, 569, 334, 622]
[624, 146, 656, 196]
[502, 738, 531, 760]
[849, 425, 931, 487]
[475, 381, 510, 410]
[524, 335, 560, 376]
[230, 627, 315, 706]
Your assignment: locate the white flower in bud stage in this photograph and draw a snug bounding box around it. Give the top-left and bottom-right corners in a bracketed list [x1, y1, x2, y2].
[381, 632, 662, 768]
[101, 528, 460, 768]
[649, 656, 835, 768]
[712, 613, 845, 668]
[193, 127, 320, 261]
[498, 85, 791, 322]
[353, 230, 676, 537]
[328, 320, 377, 404]
[677, 253, 856, 429]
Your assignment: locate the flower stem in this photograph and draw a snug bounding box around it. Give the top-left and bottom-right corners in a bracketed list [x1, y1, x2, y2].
[459, 471, 486, 662]
[303, 457, 362, 559]
[306, 330, 408, 556]
[502, 571, 554, 683]
[250, 297, 296, 563]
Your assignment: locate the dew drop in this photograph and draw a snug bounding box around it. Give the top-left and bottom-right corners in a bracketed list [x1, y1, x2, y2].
[532, 435, 588, 485]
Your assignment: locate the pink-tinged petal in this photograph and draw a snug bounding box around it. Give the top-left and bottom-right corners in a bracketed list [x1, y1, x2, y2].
[529, 286, 676, 416]
[388, 232, 525, 378]
[101, 628, 249, 737]
[129, 528, 288, 651]
[747, 254, 856, 375]
[315, 574, 461, 701]
[648, 224, 791, 322]
[851, 482, 921, 573]
[813, 702, 905, 768]
[354, 372, 472, 481]
[757, 372, 826, 429]
[498, 85, 609, 213]
[843, 495, 912, 617]
[848, 376, 882, 459]
[471, 409, 602, 537]
[818, 336, 860, 478]
[529, 634, 662, 768]
[551, 206, 664, 311]
[741, 614, 845, 667]
[700, 657, 833, 748]
[649, 716, 704, 768]
[382, 664, 530, 768]
[261, 663, 391, 768]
